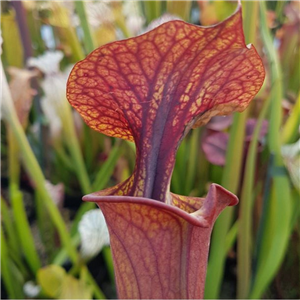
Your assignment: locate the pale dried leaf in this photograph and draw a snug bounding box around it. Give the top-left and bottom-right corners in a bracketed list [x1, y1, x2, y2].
[8, 67, 38, 127]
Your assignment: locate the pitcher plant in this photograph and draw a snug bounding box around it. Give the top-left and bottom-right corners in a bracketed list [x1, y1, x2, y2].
[67, 2, 264, 299]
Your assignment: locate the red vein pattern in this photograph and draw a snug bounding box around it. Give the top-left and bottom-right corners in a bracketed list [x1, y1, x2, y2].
[67, 5, 265, 299]
[85, 184, 238, 299]
[67, 6, 264, 202]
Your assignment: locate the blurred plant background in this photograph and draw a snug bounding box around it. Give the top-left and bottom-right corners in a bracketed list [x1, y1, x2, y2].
[1, 0, 299, 299]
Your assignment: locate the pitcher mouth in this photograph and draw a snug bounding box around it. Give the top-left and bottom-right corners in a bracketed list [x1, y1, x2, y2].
[83, 183, 238, 228]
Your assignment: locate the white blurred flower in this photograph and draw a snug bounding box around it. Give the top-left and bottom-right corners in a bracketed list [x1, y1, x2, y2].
[23, 281, 41, 298]
[27, 51, 73, 140]
[126, 15, 145, 36]
[281, 139, 300, 192]
[282, 139, 300, 157]
[39, 72, 68, 115]
[79, 209, 110, 259]
[86, 2, 114, 29]
[27, 51, 63, 75]
[122, 1, 145, 35]
[40, 95, 62, 139]
[122, 0, 139, 17]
